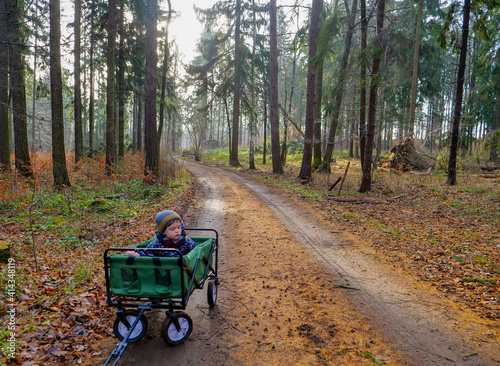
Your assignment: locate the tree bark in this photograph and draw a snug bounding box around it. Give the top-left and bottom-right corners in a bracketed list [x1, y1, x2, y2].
[313, 58, 324, 168]
[144, 0, 159, 177]
[50, 0, 70, 187]
[447, 0, 471, 185]
[105, 0, 117, 176]
[298, 0, 321, 181]
[117, 2, 125, 159]
[249, 0, 257, 170]
[230, 0, 242, 167]
[0, 0, 9, 171]
[74, 0, 83, 163]
[359, 0, 368, 168]
[88, 0, 95, 157]
[359, 0, 385, 193]
[269, 0, 283, 174]
[321, 0, 358, 173]
[159, 0, 172, 156]
[408, 0, 423, 137]
[7, 0, 31, 177]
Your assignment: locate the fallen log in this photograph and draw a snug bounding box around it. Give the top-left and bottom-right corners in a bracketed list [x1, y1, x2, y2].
[325, 196, 385, 204]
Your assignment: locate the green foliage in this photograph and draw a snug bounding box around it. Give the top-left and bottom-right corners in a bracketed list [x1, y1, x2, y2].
[116, 179, 166, 200]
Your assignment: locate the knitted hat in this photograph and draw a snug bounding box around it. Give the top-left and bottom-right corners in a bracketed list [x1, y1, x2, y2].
[156, 210, 181, 233]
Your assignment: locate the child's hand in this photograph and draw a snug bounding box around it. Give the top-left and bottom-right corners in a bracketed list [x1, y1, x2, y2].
[125, 251, 140, 257]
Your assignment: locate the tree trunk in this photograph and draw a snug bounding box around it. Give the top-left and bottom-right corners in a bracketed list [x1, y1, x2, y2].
[32, 0, 38, 155]
[263, 89, 268, 165]
[74, 0, 83, 163]
[0, 0, 9, 171]
[249, 0, 257, 170]
[88, 0, 95, 157]
[359, 0, 368, 168]
[298, 0, 321, 181]
[312, 0, 324, 169]
[359, 0, 385, 193]
[269, 0, 283, 174]
[50, 0, 70, 188]
[159, 0, 172, 155]
[105, 0, 117, 176]
[230, 0, 242, 167]
[117, 2, 125, 159]
[7, 0, 31, 177]
[447, 0, 471, 185]
[144, 0, 159, 177]
[408, 0, 423, 137]
[321, 0, 358, 173]
[313, 58, 324, 168]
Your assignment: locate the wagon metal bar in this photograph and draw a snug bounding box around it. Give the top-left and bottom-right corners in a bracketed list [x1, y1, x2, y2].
[104, 306, 149, 366]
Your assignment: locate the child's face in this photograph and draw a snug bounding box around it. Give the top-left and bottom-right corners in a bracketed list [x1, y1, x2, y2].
[163, 220, 182, 240]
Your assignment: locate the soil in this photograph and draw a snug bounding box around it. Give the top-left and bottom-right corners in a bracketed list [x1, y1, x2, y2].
[98, 162, 499, 366]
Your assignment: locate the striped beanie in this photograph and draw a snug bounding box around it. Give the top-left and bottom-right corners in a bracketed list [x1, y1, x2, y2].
[156, 210, 181, 233]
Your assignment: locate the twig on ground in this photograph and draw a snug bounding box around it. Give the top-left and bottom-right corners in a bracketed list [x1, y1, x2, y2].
[333, 284, 360, 290]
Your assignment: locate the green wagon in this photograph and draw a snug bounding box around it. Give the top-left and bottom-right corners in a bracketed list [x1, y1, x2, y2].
[103, 229, 219, 365]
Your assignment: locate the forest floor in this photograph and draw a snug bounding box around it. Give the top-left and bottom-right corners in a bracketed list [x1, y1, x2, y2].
[1, 154, 499, 365]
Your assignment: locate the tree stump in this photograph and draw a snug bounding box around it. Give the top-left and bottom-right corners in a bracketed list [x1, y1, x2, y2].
[387, 137, 435, 171]
[0, 240, 10, 262]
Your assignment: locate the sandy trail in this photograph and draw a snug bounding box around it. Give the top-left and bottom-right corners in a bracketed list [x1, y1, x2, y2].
[110, 162, 499, 366]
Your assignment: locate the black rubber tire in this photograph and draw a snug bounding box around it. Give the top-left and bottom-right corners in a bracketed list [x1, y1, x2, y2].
[160, 311, 193, 346]
[207, 279, 217, 308]
[113, 310, 148, 342]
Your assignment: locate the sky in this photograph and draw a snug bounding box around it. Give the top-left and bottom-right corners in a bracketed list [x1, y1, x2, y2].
[168, 0, 219, 62]
[59, 0, 218, 64]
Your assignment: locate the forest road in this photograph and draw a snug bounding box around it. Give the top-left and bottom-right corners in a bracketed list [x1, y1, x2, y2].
[113, 162, 499, 366]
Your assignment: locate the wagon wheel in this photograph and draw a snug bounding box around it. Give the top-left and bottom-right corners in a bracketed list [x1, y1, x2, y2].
[113, 310, 148, 342]
[161, 311, 193, 346]
[207, 279, 217, 308]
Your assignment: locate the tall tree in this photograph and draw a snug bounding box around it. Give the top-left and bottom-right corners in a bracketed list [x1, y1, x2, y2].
[159, 0, 173, 156]
[249, 0, 257, 170]
[359, 0, 368, 167]
[408, 0, 423, 137]
[117, 1, 125, 159]
[229, 0, 242, 167]
[105, 0, 117, 176]
[0, 0, 9, 171]
[313, 0, 325, 169]
[321, 0, 358, 172]
[269, 0, 283, 174]
[359, 0, 386, 192]
[74, 0, 82, 163]
[88, 0, 95, 157]
[447, 0, 471, 185]
[144, 0, 159, 176]
[50, 0, 70, 187]
[298, 0, 321, 181]
[7, 0, 32, 177]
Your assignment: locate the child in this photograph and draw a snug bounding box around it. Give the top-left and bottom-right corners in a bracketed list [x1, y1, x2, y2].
[126, 210, 196, 257]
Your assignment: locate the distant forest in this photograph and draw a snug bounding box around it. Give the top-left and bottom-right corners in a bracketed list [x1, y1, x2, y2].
[0, 0, 499, 189]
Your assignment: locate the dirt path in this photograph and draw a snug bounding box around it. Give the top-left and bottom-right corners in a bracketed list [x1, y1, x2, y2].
[108, 162, 499, 366]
